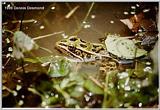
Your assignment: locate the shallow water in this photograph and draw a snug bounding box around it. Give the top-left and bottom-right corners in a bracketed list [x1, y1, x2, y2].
[3, 2, 156, 56]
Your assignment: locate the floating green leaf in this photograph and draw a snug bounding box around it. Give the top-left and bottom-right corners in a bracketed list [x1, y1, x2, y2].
[105, 35, 147, 59]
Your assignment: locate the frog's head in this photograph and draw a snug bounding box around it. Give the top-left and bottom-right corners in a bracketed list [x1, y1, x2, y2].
[56, 36, 83, 52]
[55, 36, 85, 60]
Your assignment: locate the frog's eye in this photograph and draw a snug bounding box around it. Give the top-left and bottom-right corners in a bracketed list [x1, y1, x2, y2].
[93, 45, 100, 48]
[69, 37, 78, 41]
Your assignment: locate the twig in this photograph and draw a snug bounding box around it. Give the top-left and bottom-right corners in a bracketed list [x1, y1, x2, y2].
[65, 3, 80, 28]
[83, 2, 95, 23]
[2, 19, 36, 25]
[72, 2, 95, 35]
[3, 57, 11, 67]
[33, 31, 64, 40]
[3, 29, 14, 35]
[16, 64, 29, 71]
[65, 5, 80, 19]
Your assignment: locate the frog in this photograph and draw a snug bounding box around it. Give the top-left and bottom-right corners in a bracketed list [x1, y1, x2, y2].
[55, 36, 115, 62]
[55, 36, 119, 76]
[55, 35, 147, 75]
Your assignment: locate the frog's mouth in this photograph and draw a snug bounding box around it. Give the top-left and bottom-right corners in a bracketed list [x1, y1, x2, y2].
[55, 44, 83, 61]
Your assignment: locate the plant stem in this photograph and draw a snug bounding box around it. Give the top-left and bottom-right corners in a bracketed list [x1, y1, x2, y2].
[89, 76, 104, 88]
[28, 87, 43, 97]
[72, 2, 95, 35]
[54, 84, 71, 106]
[102, 72, 110, 108]
[19, 7, 26, 74]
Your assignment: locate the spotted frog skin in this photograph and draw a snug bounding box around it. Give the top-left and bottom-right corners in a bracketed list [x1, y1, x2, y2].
[55, 36, 113, 62]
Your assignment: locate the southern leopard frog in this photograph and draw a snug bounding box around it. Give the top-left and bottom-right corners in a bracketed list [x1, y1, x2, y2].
[55, 36, 115, 62]
[55, 36, 118, 79]
[55, 36, 119, 86]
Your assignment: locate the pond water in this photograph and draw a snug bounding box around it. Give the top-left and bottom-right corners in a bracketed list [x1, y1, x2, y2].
[2, 2, 159, 108]
[3, 2, 153, 56]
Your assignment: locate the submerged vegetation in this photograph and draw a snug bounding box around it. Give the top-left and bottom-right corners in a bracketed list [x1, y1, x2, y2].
[2, 2, 159, 108]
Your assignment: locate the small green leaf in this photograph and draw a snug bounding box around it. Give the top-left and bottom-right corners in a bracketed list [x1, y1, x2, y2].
[48, 57, 71, 77]
[84, 79, 103, 95]
[69, 86, 84, 98]
[46, 96, 59, 105]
